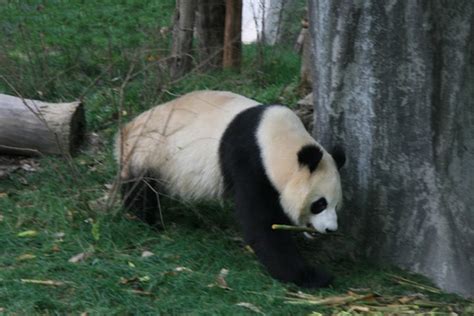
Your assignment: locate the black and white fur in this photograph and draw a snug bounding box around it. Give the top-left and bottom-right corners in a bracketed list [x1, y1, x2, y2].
[116, 90, 345, 288]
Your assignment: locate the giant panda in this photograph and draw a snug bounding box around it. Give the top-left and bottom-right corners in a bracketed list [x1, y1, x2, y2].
[115, 90, 345, 288]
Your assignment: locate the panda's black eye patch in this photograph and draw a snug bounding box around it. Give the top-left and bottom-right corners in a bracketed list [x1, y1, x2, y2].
[310, 198, 327, 214]
[297, 145, 323, 173]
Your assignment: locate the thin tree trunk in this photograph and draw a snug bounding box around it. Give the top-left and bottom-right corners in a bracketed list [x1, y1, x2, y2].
[262, 0, 283, 45]
[299, 17, 312, 93]
[308, 0, 474, 298]
[196, 0, 225, 70]
[170, 0, 196, 79]
[223, 0, 242, 69]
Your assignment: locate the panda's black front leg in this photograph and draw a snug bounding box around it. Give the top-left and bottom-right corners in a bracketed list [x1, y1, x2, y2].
[247, 226, 333, 288]
[233, 187, 332, 288]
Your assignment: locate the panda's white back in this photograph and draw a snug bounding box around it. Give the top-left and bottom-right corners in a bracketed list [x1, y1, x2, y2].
[116, 90, 259, 201]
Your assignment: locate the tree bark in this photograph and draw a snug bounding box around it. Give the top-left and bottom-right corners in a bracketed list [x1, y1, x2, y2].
[0, 94, 85, 156]
[263, 0, 304, 47]
[308, 0, 474, 297]
[196, 0, 226, 70]
[262, 0, 283, 45]
[223, 0, 242, 69]
[170, 0, 197, 79]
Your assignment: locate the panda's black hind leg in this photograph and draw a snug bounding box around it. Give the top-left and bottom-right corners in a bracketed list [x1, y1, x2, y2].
[121, 174, 161, 227]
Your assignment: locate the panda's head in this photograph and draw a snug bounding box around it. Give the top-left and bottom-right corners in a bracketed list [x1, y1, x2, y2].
[280, 144, 345, 238]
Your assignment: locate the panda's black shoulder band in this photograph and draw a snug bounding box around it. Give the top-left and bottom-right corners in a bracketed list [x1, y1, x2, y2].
[297, 144, 323, 173]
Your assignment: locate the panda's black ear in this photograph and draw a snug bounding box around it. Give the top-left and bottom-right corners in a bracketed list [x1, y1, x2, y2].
[331, 145, 346, 170]
[297, 145, 323, 173]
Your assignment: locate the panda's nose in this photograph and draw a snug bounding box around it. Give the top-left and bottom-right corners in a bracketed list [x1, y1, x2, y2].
[325, 228, 337, 233]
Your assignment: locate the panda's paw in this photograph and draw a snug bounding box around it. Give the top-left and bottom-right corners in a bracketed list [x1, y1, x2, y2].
[297, 267, 333, 288]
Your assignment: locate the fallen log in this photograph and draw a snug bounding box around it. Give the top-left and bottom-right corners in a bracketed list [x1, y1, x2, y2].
[0, 93, 85, 156]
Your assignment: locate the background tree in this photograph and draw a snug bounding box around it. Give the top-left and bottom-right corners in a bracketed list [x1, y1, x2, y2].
[308, 0, 474, 297]
[223, 0, 242, 69]
[171, 0, 242, 72]
[196, 0, 226, 70]
[263, 0, 305, 47]
[170, 0, 196, 79]
[262, 0, 283, 45]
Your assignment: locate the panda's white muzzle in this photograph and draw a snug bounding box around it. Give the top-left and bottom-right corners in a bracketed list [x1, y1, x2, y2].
[305, 208, 338, 239]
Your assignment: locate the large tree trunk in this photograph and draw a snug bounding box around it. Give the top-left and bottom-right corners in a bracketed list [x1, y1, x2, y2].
[170, 0, 197, 79]
[196, 0, 226, 70]
[308, 0, 474, 297]
[0, 94, 85, 156]
[223, 0, 242, 69]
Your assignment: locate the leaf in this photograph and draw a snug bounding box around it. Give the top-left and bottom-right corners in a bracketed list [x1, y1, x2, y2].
[51, 244, 60, 252]
[128, 261, 136, 268]
[208, 268, 232, 290]
[53, 232, 65, 239]
[349, 305, 371, 312]
[244, 245, 255, 254]
[236, 302, 264, 315]
[91, 221, 100, 241]
[68, 252, 90, 263]
[398, 296, 417, 304]
[119, 276, 150, 285]
[78, 159, 87, 165]
[119, 276, 138, 284]
[17, 230, 38, 237]
[216, 268, 230, 289]
[21, 163, 37, 172]
[16, 254, 37, 261]
[174, 266, 192, 272]
[125, 289, 153, 296]
[141, 250, 154, 258]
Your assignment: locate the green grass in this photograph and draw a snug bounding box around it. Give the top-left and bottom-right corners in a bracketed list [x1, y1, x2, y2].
[0, 1, 472, 314]
[1, 157, 470, 314]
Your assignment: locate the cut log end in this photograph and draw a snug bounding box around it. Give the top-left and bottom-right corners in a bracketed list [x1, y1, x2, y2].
[69, 101, 86, 155]
[0, 94, 86, 156]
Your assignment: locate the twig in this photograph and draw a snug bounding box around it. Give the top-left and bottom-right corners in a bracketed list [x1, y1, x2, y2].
[20, 279, 69, 286]
[125, 289, 154, 296]
[285, 293, 375, 306]
[388, 274, 442, 294]
[363, 304, 418, 313]
[271, 224, 344, 237]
